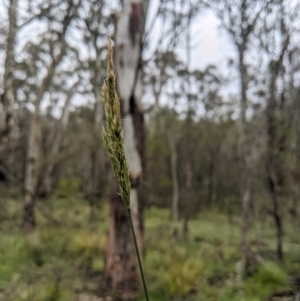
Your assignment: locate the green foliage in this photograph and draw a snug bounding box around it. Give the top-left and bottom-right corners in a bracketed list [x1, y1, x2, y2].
[55, 177, 81, 198]
[1, 199, 299, 301]
[146, 133, 173, 207]
[70, 230, 106, 272]
[0, 234, 28, 288]
[244, 262, 288, 299]
[25, 232, 45, 267]
[145, 207, 171, 227]
[13, 283, 72, 301]
[146, 247, 205, 299]
[71, 230, 106, 255]
[167, 255, 203, 297]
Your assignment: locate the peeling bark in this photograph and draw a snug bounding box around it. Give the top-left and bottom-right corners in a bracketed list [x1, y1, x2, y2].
[105, 190, 140, 294]
[105, 0, 148, 292]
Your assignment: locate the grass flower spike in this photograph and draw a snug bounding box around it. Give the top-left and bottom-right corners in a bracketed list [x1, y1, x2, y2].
[102, 41, 131, 209]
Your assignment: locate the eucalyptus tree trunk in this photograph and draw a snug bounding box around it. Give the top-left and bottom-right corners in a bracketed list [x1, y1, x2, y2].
[169, 134, 179, 237]
[183, 8, 192, 239]
[22, 1, 80, 229]
[23, 106, 41, 229]
[1, 0, 17, 146]
[290, 68, 300, 222]
[23, 43, 67, 229]
[105, 0, 149, 293]
[24, 59, 66, 223]
[89, 55, 104, 221]
[81, 0, 107, 218]
[149, 91, 161, 136]
[93, 56, 103, 131]
[203, 0, 272, 270]
[238, 44, 251, 265]
[1, 0, 18, 181]
[266, 65, 285, 263]
[39, 82, 78, 198]
[266, 49, 288, 264]
[265, 1, 289, 263]
[206, 155, 215, 208]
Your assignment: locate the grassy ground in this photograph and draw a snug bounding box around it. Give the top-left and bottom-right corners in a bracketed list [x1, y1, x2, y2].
[0, 197, 299, 301]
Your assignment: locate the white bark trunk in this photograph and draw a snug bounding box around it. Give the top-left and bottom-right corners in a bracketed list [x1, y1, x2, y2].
[23, 17, 70, 228]
[115, 0, 147, 239]
[106, 0, 148, 291]
[123, 117, 142, 177]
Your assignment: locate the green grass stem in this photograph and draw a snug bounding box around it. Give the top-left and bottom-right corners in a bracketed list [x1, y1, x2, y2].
[128, 208, 150, 301]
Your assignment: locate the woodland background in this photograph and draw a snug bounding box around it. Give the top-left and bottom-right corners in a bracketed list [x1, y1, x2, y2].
[0, 0, 300, 300]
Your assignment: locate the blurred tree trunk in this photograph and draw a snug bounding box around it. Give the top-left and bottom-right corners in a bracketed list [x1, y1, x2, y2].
[266, 69, 284, 263]
[237, 42, 250, 264]
[183, 7, 192, 240]
[266, 43, 289, 264]
[105, 0, 149, 293]
[183, 162, 192, 237]
[290, 85, 300, 222]
[264, 0, 289, 263]
[23, 1, 78, 229]
[89, 62, 104, 222]
[202, 0, 274, 270]
[288, 41, 300, 223]
[39, 82, 78, 198]
[168, 128, 179, 238]
[1, 0, 17, 146]
[23, 43, 67, 229]
[206, 155, 215, 208]
[23, 107, 41, 229]
[80, 1, 107, 221]
[0, 0, 18, 183]
[148, 91, 160, 136]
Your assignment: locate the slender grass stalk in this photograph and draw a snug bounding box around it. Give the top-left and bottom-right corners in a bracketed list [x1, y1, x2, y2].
[102, 40, 150, 301]
[128, 208, 149, 301]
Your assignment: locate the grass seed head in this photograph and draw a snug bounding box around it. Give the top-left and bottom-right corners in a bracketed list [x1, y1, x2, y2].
[102, 40, 131, 208]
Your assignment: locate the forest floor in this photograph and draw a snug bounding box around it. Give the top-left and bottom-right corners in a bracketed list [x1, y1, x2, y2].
[0, 196, 299, 301]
